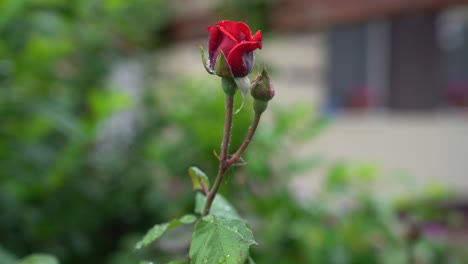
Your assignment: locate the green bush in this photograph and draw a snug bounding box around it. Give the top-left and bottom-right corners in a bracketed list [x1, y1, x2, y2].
[217, 0, 278, 31]
[0, 0, 171, 263]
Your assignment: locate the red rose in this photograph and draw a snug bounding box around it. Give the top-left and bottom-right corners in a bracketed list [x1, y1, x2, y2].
[207, 21, 262, 77]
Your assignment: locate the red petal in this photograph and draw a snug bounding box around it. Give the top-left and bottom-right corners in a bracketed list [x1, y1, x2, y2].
[214, 31, 238, 68]
[207, 24, 237, 69]
[217, 25, 238, 43]
[251, 30, 262, 44]
[227, 41, 262, 77]
[217, 20, 252, 42]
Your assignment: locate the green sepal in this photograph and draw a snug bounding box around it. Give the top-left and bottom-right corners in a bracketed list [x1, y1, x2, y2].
[214, 50, 232, 78]
[222, 77, 237, 96]
[253, 100, 268, 114]
[199, 45, 214, 75]
[233, 76, 251, 113]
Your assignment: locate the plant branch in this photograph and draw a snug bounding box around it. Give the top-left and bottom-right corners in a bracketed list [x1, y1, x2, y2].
[203, 95, 234, 216]
[227, 111, 262, 167]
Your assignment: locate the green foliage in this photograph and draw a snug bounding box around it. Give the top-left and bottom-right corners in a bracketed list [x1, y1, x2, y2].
[102, 0, 171, 47]
[135, 215, 197, 250]
[189, 215, 256, 264]
[0, 0, 172, 263]
[16, 254, 59, 264]
[216, 0, 278, 32]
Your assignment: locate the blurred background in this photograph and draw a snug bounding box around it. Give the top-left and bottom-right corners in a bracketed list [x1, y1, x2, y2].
[1, 0, 468, 263]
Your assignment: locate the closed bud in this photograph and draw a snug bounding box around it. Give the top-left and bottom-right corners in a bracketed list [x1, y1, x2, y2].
[251, 66, 274, 102]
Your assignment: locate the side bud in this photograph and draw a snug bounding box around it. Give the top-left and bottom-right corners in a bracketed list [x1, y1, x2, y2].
[251, 66, 274, 113]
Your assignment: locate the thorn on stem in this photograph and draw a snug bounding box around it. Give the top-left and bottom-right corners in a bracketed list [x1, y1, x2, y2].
[213, 149, 221, 160]
[231, 161, 247, 167]
[227, 156, 247, 167]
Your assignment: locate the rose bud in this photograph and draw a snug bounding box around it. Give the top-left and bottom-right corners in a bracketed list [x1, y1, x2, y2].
[251, 66, 274, 113]
[251, 66, 274, 101]
[207, 20, 262, 78]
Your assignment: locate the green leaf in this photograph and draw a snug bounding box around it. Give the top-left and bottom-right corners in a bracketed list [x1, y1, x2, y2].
[135, 214, 197, 250]
[189, 215, 257, 264]
[195, 193, 242, 221]
[16, 254, 58, 264]
[188, 167, 210, 191]
[180, 214, 198, 224]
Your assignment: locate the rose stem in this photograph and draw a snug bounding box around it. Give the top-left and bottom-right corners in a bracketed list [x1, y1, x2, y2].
[203, 94, 234, 216]
[227, 111, 262, 167]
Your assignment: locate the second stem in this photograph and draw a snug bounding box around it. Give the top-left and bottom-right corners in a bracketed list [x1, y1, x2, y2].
[203, 94, 234, 216]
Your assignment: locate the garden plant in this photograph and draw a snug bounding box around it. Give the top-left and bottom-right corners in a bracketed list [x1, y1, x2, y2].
[2, 2, 468, 263]
[135, 20, 273, 264]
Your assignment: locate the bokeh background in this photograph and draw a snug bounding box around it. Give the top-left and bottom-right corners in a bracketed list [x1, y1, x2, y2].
[1, 0, 468, 263]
